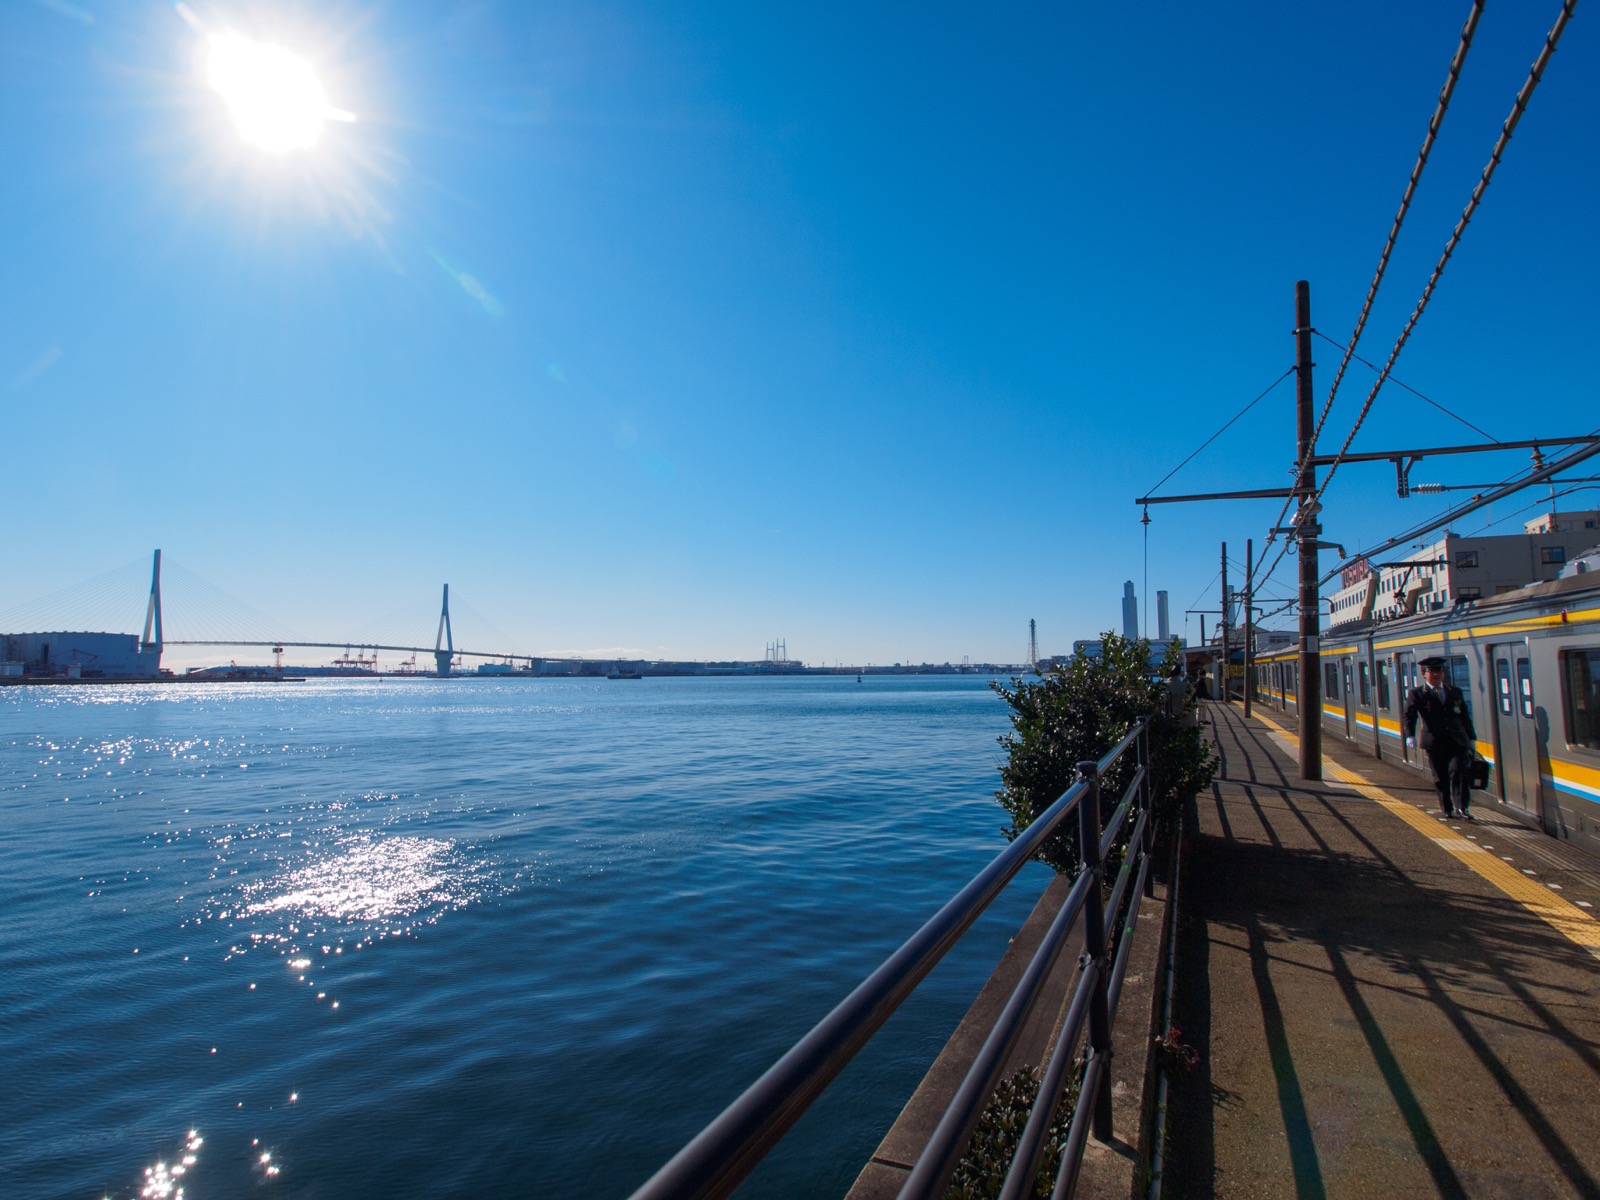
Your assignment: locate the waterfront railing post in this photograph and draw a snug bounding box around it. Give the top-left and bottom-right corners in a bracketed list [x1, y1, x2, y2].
[1140, 723, 1155, 897]
[1076, 758, 1115, 1142]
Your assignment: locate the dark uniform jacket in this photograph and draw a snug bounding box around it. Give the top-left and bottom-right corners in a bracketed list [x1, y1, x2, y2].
[1403, 682, 1477, 751]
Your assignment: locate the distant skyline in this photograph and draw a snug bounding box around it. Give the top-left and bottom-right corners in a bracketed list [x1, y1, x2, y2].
[4, 2, 1597, 668]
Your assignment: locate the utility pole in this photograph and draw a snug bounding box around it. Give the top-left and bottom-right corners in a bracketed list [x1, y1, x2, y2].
[1219, 543, 1230, 704]
[1295, 281, 1322, 779]
[1135, 278, 1597, 780]
[1243, 538, 1254, 718]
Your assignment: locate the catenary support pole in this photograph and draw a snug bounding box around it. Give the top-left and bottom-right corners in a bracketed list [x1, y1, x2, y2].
[1219, 543, 1230, 704]
[1295, 281, 1323, 780]
[1243, 538, 1254, 718]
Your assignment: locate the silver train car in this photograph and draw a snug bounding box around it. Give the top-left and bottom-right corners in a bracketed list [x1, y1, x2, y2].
[1252, 570, 1600, 857]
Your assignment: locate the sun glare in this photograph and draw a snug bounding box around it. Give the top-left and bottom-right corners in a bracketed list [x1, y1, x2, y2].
[206, 32, 337, 153]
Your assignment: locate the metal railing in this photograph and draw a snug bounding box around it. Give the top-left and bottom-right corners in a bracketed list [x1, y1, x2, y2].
[630, 718, 1158, 1200]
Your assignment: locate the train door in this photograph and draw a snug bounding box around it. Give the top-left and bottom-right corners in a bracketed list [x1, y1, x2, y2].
[1376, 658, 1393, 758]
[1397, 652, 1417, 764]
[1491, 644, 1544, 820]
[1342, 659, 1354, 738]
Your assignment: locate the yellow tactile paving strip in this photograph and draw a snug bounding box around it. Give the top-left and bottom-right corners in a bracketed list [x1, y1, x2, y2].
[1249, 710, 1600, 960]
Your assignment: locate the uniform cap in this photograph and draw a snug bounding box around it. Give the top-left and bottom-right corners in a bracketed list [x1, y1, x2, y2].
[1419, 655, 1446, 668]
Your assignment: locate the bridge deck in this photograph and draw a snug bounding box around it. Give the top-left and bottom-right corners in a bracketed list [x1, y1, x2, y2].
[1166, 699, 1600, 1198]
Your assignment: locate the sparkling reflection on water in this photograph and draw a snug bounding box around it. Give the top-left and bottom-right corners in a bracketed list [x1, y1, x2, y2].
[0, 676, 1047, 1198]
[241, 832, 499, 926]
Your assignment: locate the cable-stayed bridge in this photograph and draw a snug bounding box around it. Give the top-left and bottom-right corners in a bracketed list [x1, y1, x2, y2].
[4, 551, 1024, 681]
[2, 550, 547, 678]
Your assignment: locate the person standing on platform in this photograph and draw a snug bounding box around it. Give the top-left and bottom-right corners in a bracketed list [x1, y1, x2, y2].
[1404, 656, 1478, 820]
[1166, 666, 1198, 728]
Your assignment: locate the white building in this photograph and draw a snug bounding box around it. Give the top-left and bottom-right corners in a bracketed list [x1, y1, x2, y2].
[1327, 510, 1600, 629]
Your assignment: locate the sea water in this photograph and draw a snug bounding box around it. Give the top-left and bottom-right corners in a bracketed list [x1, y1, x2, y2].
[0, 675, 1054, 1199]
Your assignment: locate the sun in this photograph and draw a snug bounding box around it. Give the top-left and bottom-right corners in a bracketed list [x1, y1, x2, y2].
[206, 32, 340, 153]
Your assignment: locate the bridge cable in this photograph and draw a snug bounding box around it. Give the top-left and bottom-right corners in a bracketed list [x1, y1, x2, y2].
[0, 556, 150, 633]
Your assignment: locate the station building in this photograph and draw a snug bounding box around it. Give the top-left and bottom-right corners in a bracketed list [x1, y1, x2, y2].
[1326, 510, 1600, 630]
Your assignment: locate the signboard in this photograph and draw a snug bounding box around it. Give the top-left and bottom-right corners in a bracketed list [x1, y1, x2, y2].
[1340, 557, 1372, 589]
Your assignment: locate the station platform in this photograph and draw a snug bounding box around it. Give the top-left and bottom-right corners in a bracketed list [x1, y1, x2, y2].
[1165, 700, 1600, 1198]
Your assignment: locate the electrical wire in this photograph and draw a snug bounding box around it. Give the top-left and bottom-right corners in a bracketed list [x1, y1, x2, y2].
[1466, 480, 1600, 533]
[1140, 367, 1295, 499]
[1311, 330, 1499, 442]
[1311, 0, 1578, 509]
[1316, 430, 1600, 588]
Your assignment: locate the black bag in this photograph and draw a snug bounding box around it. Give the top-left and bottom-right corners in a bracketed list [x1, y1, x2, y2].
[1469, 757, 1490, 791]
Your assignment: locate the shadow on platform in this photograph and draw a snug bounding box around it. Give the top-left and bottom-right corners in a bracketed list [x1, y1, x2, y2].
[1165, 702, 1600, 1200]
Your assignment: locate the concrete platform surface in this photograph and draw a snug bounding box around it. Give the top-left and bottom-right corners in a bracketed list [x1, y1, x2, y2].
[1166, 700, 1600, 1199]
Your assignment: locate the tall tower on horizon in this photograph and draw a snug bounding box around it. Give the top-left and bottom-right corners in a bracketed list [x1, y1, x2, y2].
[1028, 618, 1038, 671]
[1122, 581, 1139, 640]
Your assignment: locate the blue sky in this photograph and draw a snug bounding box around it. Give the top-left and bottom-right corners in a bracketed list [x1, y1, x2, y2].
[3, 1, 1597, 667]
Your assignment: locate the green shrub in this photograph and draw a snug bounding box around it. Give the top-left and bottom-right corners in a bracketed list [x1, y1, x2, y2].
[993, 632, 1215, 873]
[945, 1065, 1076, 1200]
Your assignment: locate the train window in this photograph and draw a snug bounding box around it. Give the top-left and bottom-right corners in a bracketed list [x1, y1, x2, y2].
[1541, 546, 1566, 565]
[1325, 662, 1339, 699]
[1377, 662, 1390, 709]
[1447, 655, 1473, 724]
[1358, 662, 1370, 705]
[1497, 660, 1514, 716]
[1516, 660, 1534, 719]
[1564, 651, 1600, 750]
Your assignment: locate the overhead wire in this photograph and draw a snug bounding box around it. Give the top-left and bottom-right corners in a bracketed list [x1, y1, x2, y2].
[1259, 0, 1487, 564]
[1249, 4, 1487, 611]
[1466, 478, 1600, 533]
[1309, 0, 1578, 510]
[1252, 0, 1576, 619]
[1312, 0, 1487, 452]
[1314, 428, 1600, 589]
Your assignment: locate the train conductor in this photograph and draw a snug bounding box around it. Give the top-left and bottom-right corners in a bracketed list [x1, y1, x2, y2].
[1403, 656, 1479, 820]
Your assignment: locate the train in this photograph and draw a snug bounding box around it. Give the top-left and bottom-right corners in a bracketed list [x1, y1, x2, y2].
[1251, 569, 1600, 858]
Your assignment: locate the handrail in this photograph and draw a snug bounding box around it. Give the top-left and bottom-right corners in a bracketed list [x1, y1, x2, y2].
[628, 717, 1157, 1200]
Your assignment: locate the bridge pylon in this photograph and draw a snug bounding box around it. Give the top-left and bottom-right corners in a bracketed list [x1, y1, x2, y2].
[434, 583, 453, 676]
[141, 549, 164, 657]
